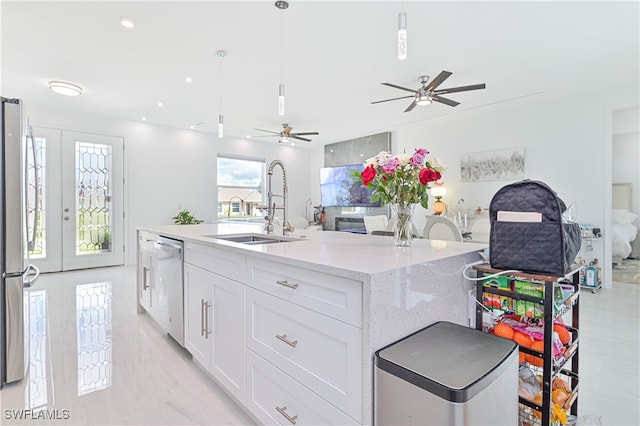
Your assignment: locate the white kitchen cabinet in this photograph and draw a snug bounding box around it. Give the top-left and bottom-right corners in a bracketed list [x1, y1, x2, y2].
[183, 244, 246, 404]
[184, 263, 213, 369]
[137, 231, 158, 317]
[247, 287, 362, 422]
[210, 270, 245, 403]
[247, 257, 362, 327]
[246, 349, 359, 426]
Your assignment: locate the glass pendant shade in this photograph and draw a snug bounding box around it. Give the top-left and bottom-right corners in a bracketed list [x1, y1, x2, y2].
[397, 12, 407, 60]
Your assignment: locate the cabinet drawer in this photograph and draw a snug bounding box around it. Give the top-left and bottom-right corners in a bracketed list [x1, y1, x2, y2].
[184, 242, 246, 283]
[246, 350, 358, 426]
[247, 257, 362, 327]
[247, 288, 362, 422]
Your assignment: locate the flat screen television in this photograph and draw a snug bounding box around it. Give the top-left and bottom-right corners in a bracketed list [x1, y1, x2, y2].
[320, 164, 381, 207]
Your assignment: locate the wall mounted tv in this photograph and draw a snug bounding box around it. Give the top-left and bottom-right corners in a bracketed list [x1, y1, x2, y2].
[320, 164, 381, 207]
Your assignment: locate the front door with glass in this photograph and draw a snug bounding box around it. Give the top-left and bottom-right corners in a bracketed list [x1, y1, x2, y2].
[28, 128, 124, 272]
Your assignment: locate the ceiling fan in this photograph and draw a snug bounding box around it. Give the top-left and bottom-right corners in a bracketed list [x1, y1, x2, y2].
[371, 71, 486, 112]
[254, 123, 319, 143]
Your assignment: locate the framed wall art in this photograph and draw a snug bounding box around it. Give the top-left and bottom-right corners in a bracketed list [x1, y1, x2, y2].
[460, 148, 525, 182]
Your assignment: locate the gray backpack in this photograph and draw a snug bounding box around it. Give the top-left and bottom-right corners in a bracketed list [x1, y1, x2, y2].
[489, 180, 581, 276]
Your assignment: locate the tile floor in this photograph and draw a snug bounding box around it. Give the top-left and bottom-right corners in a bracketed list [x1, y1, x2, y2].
[0, 265, 638, 425]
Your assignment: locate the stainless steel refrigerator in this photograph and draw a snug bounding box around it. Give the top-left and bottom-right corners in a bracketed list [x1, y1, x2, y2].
[1, 97, 40, 387]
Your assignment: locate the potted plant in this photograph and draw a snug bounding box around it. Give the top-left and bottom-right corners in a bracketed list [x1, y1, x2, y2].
[172, 209, 204, 225]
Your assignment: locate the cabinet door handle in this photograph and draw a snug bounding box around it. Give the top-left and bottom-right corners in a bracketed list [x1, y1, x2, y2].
[276, 280, 299, 289]
[200, 298, 206, 337]
[275, 406, 298, 425]
[276, 334, 298, 348]
[204, 301, 212, 338]
[142, 266, 150, 290]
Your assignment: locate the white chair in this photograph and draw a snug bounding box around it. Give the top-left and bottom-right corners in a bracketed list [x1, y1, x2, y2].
[470, 216, 490, 233]
[423, 216, 463, 241]
[363, 215, 389, 234]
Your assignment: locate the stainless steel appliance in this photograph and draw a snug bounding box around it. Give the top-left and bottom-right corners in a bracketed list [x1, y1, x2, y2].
[155, 236, 184, 346]
[142, 235, 184, 346]
[1, 97, 40, 387]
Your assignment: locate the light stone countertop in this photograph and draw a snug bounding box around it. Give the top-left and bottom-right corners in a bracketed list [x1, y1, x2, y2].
[138, 222, 487, 278]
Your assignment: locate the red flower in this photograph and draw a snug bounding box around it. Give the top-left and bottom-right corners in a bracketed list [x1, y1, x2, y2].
[419, 168, 441, 185]
[362, 165, 377, 186]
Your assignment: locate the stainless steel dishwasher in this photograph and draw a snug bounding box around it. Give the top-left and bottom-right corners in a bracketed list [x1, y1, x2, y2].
[153, 236, 184, 346]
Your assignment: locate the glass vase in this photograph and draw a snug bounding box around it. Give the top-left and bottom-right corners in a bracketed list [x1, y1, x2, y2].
[390, 203, 416, 247]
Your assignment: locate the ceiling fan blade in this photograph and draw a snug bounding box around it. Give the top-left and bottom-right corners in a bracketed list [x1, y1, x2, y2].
[381, 82, 417, 93]
[404, 99, 418, 112]
[426, 71, 453, 91]
[433, 83, 486, 95]
[290, 135, 312, 142]
[291, 132, 319, 136]
[255, 128, 280, 135]
[432, 95, 460, 107]
[371, 95, 414, 104]
[252, 135, 278, 138]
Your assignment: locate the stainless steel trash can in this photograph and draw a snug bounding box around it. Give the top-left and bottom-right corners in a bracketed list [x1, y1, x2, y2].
[374, 321, 518, 425]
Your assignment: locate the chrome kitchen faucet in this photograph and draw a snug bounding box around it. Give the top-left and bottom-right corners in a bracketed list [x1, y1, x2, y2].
[265, 159, 293, 235]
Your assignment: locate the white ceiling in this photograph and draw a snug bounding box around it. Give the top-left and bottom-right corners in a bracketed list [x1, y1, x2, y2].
[2, 1, 639, 147]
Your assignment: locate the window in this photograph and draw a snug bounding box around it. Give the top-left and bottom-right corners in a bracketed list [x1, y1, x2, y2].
[217, 155, 265, 219]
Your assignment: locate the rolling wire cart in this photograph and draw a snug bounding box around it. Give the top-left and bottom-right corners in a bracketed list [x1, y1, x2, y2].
[473, 264, 580, 426]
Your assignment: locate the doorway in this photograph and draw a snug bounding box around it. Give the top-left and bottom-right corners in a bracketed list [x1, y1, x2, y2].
[28, 127, 124, 272]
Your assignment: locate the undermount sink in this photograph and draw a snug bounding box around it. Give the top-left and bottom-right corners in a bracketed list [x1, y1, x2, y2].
[204, 233, 301, 245]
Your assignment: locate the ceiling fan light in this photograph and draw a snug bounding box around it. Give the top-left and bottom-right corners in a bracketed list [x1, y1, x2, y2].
[279, 135, 290, 143]
[48, 81, 83, 96]
[417, 95, 432, 106]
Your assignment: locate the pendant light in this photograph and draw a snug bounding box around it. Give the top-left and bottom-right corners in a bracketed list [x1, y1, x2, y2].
[397, 3, 407, 60]
[276, 0, 289, 116]
[216, 50, 226, 138]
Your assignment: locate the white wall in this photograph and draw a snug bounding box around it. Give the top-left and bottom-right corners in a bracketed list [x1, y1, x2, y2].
[26, 106, 312, 265]
[387, 82, 639, 288]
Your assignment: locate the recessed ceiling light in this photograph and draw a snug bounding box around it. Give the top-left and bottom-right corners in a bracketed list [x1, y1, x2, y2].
[330, 149, 334, 153]
[120, 18, 135, 29]
[141, 117, 147, 121]
[48, 81, 83, 96]
[185, 77, 192, 83]
[189, 125, 194, 130]
[246, 135, 252, 139]
[157, 102, 163, 107]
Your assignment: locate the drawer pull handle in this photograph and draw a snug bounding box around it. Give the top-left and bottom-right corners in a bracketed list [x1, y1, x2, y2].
[276, 406, 298, 425]
[276, 334, 298, 348]
[276, 280, 299, 289]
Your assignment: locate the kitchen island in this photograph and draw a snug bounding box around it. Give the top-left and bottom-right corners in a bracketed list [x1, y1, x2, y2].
[137, 222, 487, 425]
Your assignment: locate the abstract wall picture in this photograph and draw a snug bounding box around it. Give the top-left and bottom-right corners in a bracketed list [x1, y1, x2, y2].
[460, 148, 525, 182]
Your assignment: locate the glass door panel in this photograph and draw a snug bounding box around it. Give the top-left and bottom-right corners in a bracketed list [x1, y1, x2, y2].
[62, 131, 123, 270]
[28, 127, 62, 273]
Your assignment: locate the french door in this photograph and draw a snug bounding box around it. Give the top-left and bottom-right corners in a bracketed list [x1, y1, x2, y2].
[28, 127, 124, 272]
